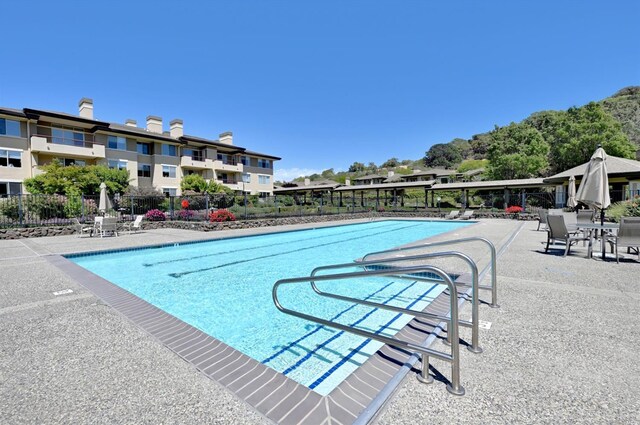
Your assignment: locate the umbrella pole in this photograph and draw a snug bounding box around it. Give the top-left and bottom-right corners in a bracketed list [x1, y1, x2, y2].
[601, 209, 605, 260]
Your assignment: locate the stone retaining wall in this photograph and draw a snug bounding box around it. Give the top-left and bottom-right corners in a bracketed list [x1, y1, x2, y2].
[0, 211, 537, 239]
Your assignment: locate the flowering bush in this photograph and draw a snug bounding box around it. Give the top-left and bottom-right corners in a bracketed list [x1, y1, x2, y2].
[209, 209, 236, 222]
[145, 209, 166, 221]
[176, 209, 194, 220]
[505, 205, 523, 214]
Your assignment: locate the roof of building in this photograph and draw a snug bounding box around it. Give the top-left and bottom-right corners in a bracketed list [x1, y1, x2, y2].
[431, 178, 550, 191]
[353, 174, 386, 181]
[334, 180, 437, 191]
[543, 155, 640, 183]
[242, 149, 282, 160]
[273, 181, 341, 194]
[100, 123, 180, 143]
[0, 107, 27, 118]
[400, 168, 458, 178]
[23, 108, 110, 127]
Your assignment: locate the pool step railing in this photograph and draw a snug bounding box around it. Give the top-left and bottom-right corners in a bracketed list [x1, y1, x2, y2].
[362, 237, 499, 308]
[273, 264, 467, 395]
[311, 251, 482, 354]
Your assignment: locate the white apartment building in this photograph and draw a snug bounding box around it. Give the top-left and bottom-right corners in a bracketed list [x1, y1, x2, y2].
[0, 98, 280, 197]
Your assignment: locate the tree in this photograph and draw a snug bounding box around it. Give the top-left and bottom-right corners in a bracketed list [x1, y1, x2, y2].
[423, 143, 463, 168]
[486, 122, 549, 180]
[381, 157, 399, 168]
[181, 174, 208, 192]
[348, 162, 366, 173]
[321, 168, 335, 179]
[546, 102, 635, 173]
[24, 160, 130, 195]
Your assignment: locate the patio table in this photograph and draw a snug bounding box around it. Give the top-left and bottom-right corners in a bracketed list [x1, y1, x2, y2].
[577, 222, 620, 260]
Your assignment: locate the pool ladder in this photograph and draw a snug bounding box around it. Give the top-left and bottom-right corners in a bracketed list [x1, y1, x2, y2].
[272, 237, 499, 396]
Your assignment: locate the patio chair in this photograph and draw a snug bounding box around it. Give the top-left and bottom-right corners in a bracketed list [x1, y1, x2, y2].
[545, 214, 590, 257]
[459, 210, 475, 220]
[127, 215, 144, 234]
[445, 210, 460, 219]
[96, 217, 118, 237]
[605, 217, 640, 263]
[536, 209, 548, 231]
[72, 218, 93, 238]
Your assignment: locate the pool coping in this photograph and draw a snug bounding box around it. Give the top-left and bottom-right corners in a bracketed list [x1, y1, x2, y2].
[45, 219, 493, 424]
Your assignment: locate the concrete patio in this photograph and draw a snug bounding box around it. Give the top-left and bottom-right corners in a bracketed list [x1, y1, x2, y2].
[1, 219, 638, 424]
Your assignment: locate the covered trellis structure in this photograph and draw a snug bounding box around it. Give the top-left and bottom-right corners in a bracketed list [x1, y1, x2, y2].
[428, 178, 553, 210]
[332, 180, 436, 210]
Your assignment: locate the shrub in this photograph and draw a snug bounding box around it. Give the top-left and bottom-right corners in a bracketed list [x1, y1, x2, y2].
[0, 198, 20, 220]
[176, 209, 194, 220]
[25, 195, 66, 220]
[607, 197, 640, 222]
[145, 209, 166, 221]
[505, 205, 523, 214]
[209, 209, 236, 222]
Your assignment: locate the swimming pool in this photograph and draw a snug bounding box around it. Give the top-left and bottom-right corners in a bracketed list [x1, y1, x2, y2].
[70, 219, 471, 395]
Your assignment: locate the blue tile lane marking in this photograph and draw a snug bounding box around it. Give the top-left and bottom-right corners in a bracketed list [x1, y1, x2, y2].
[308, 282, 439, 390]
[261, 280, 396, 365]
[168, 222, 424, 278]
[280, 280, 421, 377]
[141, 221, 404, 267]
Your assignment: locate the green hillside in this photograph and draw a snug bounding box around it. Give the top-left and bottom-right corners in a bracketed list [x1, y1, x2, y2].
[290, 86, 640, 184]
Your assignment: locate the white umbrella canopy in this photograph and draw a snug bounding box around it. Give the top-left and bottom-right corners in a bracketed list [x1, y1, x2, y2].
[575, 146, 611, 212]
[98, 182, 113, 214]
[566, 175, 577, 209]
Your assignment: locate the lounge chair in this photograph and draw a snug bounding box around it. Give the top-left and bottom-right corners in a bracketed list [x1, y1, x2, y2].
[545, 214, 590, 257]
[459, 210, 475, 220]
[127, 215, 144, 234]
[72, 217, 93, 237]
[605, 217, 640, 263]
[445, 210, 460, 219]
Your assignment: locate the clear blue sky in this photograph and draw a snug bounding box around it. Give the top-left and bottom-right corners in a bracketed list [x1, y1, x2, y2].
[1, 1, 638, 181]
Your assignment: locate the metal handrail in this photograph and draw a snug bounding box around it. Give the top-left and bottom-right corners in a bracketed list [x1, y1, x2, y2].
[273, 265, 465, 395]
[362, 237, 499, 308]
[310, 250, 482, 353]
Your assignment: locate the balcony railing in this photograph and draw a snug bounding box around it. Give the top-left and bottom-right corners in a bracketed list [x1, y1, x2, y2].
[218, 157, 238, 165]
[183, 152, 205, 162]
[33, 134, 98, 149]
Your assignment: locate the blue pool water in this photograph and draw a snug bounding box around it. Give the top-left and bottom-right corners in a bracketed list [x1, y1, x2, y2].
[70, 220, 471, 395]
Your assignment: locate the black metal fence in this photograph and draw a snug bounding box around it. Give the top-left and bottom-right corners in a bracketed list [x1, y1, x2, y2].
[1, 189, 637, 228]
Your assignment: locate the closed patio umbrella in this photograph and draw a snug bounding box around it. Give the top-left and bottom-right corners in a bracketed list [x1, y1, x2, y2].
[566, 175, 577, 209]
[575, 146, 611, 259]
[98, 182, 113, 215]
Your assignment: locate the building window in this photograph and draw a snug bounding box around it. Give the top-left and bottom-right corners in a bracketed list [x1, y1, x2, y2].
[162, 165, 177, 178]
[52, 128, 85, 146]
[138, 164, 151, 178]
[184, 169, 200, 176]
[161, 144, 177, 156]
[107, 135, 127, 150]
[60, 158, 85, 167]
[107, 159, 127, 170]
[258, 159, 271, 168]
[0, 181, 22, 196]
[242, 173, 251, 183]
[0, 149, 22, 168]
[162, 188, 177, 197]
[0, 118, 21, 137]
[258, 175, 270, 185]
[137, 142, 151, 155]
[240, 156, 248, 166]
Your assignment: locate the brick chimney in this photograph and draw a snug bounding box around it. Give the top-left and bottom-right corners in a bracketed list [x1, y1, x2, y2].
[219, 132, 233, 145]
[146, 115, 163, 134]
[170, 119, 183, 138]
[125, 119, 137, 127]
[78, 98, 93, 119]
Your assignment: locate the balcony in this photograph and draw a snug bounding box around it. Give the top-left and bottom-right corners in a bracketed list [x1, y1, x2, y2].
[180, 153, 212, 170]
[213, 159, 243, 173]
[31, 135, 105, 159]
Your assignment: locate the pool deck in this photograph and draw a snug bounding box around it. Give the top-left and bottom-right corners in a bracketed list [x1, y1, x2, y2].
[2, 218, 639, 424]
